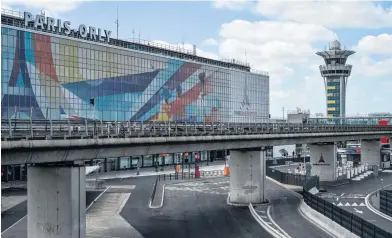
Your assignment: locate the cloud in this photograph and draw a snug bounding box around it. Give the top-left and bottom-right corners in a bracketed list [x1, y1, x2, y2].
[254, 1, 392, 28]
[356, 34, 392, 56]
[202, 38, 219, 46]
[3, 0, 80, 15]
[212, 0, 253, 10]
[350, 56, 392, 78]
[217, 19, 336, 84]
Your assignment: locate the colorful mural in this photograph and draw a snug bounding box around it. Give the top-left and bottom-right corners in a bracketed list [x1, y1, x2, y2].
[1, 27, 269, 122]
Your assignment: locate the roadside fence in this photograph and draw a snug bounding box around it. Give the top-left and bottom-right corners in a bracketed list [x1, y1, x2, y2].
[380, 189, 392, 217]
[266, 167, 308, 187]
[303, 176, 392, 238]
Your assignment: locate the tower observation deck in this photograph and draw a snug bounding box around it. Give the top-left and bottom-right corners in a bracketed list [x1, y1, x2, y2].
[316, 40, 355, 118]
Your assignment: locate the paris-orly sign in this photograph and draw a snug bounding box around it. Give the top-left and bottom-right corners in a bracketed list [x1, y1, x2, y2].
[23, 12, 112, 43]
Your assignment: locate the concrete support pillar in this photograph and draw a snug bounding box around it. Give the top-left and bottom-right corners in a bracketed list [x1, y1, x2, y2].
[229, 149, 266, 204]
[361, 140, 380, 166]
[28, 166, 86, 238]
[309, 143, 337, 181]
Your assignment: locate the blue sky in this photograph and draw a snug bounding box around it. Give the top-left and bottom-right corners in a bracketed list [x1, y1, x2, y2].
[4, 0, 392, 117]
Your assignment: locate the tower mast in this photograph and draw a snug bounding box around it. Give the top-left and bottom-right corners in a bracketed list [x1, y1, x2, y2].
[316, 40, 355, 118]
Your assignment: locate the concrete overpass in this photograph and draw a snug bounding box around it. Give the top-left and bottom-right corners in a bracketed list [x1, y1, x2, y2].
[2, 119, 392, 238]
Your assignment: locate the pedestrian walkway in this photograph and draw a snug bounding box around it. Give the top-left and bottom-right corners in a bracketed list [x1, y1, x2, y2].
[87, 161, 227, 180]
[86, 185, 144, 238]
[1, 194, 26, 213]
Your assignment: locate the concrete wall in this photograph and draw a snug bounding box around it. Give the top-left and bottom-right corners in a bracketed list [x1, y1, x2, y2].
[229, 150, 266, 204]
[28, 166, 86, 238]
[2, 132, 392, 165]
[361, 140, 381, 165]
[309, 143, 337, 181]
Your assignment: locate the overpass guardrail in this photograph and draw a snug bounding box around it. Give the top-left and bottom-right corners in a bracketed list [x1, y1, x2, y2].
[2, 119, 392, 141]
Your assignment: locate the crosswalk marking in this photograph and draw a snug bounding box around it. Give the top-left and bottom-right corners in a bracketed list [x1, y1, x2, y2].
[334, 202, 366, 207]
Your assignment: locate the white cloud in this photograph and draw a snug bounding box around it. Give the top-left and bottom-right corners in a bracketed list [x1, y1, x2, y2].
[3, 0, 80, 15]
[350, 56, 392, 77]
[202, 38, 219, 46]
[212, 0, 253, 10]
[217, 19, 336, 84]
[255, 1, 392, 28]
[356, 34, 392, 56]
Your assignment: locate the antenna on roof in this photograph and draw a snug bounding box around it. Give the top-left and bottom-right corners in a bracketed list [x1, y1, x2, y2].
[182, 35, 185, 51]
[245, 49, 248, 63]
[115, 6, 119, 39]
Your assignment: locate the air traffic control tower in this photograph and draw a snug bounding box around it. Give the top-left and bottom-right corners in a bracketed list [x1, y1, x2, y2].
[316, 40, 355, 118]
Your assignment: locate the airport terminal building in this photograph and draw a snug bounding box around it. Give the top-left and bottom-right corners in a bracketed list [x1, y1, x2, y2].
[1, 10, 270, 179]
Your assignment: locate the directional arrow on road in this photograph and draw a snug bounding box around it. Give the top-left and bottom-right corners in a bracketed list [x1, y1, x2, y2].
[354, 208, 363, 214]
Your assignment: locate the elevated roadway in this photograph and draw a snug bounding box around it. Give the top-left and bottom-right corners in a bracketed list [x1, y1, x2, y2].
[2, 120, 392, 165]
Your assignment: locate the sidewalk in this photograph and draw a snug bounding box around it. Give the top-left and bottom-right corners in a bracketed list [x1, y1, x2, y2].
[87, 160, 227, 180]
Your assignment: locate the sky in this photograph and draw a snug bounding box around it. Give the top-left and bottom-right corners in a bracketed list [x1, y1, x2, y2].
[3, 0, 392, 118]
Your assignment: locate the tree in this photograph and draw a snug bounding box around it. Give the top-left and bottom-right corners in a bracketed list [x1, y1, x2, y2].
[279, 149, 288, 157]
[295, 147, 303, 155]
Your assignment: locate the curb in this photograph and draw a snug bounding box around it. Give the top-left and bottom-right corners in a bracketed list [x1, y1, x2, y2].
[249, 204, 288, 238]
[298, 199, 358, 238]
[364, 184, 392, 222]
[86, 186, 111, 211]
[149, 183, 166, 209]
[226, 193, 249, 207]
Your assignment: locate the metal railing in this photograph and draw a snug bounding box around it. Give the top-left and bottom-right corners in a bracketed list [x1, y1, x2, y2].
[267, 167, 307, 186]
[303, 191, 392, 238]
[303, 176, 392, 238]
[2, 119, 392, 141]
[380, 189, 392, 217]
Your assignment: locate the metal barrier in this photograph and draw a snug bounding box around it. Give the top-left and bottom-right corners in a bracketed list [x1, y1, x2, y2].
[266, 167, 307, 187]
[267, 160, 392, 238]
[380, 189, 392, 217]
[303, 178, 392, 238]
[266, 157, 310, 167]
[157, 169, 225, 181]
[2, 119, 392, 141]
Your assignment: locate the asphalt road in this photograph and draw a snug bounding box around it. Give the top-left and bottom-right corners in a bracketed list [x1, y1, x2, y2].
[317, 172, 392, 233]
[265, 180, 332, 238]
[118, 176, 272, 238]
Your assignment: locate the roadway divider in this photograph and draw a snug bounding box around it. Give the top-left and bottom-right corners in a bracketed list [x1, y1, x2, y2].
[302, 177, 392, 238]
[249, 203, 289, 238]
[266, 161, 392, 238]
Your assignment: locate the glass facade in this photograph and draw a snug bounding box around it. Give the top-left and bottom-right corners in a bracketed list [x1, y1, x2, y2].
[326, 79, 341, 117]
[308, 116, 392, 125]
[1, 27, 269, 123]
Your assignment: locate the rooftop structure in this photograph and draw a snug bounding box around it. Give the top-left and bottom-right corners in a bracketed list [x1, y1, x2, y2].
[1, 8, 267, 75]
[316, 40, 355, 118]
